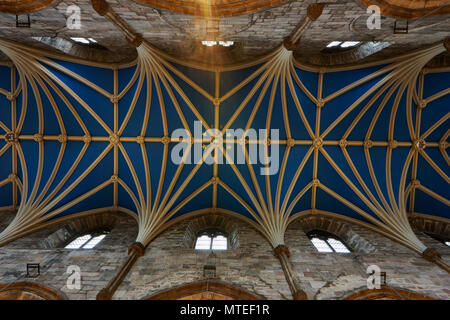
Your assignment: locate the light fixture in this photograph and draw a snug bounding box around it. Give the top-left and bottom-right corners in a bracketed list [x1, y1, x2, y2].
[26, 263, 40, 278]
[203, 251, 217, 279]
[16, 15, 31, 28]
[394, 20, 408, 34]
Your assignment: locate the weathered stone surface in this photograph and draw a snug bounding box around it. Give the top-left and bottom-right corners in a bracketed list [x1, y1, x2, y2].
[0, 0, 448, 66]
[0, 211, 449, 300]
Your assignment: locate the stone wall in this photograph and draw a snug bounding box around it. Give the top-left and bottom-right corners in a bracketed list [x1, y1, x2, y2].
[0, 211, 449, 300]
[286, 219, 450, 300]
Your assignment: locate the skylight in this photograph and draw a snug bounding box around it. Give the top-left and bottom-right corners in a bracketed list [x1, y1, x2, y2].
[65, 234, 106, 249]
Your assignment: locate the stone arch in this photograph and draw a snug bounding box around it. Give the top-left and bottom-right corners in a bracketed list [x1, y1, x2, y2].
[343, 286, 434, 300]
[182, 214, 240, 249]
[0, 281, 67, 300]
[144, 280, 263, 300]
[294, 215, 377, 254]
[38, 212, 122, 248]
[410, 215, 450, 240]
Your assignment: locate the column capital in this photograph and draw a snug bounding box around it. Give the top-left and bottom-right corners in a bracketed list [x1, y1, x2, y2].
[444, 38, 450, 52]
[91, 0, 110, 16]
[283, 37, 298, 51]
[128, 242, 145, 257]
[306, 3, 325, 21]
[422, 247, 441, 262]
[126, 33, 143, 47]
[96, 288, 112, 300]
[293, 290, 308, 300]
[273, 244, 290, 259]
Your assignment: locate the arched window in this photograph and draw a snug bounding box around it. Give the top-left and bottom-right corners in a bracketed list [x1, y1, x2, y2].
[307, 230, 350, 253]
[64, 233, 107, 249]
[425, 233, 450, 247]
[194, 230, 228, 251]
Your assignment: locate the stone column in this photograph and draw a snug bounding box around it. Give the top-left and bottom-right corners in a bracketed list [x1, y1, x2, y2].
[96, 242, 145, 300]
[422, 248, 450, 274]
[91, 0, 143, 47]
[283, 4, 324, 51]
[273, 245, 308, 300]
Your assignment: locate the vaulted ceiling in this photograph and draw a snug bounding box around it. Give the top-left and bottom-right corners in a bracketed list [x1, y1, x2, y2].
[0, 1, 448, 256]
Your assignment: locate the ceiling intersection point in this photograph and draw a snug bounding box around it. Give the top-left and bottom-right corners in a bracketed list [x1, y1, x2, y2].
[287, 139, 295, 147]
[83, 135, 92, 144]
[136, 136, 145, 145]
[364, 140, 373, 149]
[312, 138, 323, 149]
[339, 139, 348, 149]
[413, 138, 426, 150]
[438, 141, 448, 150]
[109, 133, 120, 146]
[33, 134, 43, 143]
[388, 140, 398, 149]
[418, 100, 427, 109]
[316, 99, 324, 108]
[110, 96, 119, 104]
[161, 136, 170, 145]
[411, 180, 421, 187]
[57, 134, 68, 144]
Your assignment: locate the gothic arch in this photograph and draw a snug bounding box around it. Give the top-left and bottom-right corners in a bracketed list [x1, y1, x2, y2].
[292, 213, 377, 254]
[144, 280, 263, 300]
[0, 281, 67, 300]
[343, 286, 434, 300]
